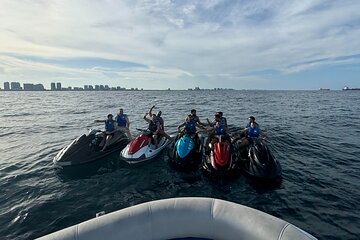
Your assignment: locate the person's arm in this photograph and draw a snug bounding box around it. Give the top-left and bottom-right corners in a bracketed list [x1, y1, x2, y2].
[196, 122, 206, 130]
[94, 120, 105, 123]
[143, 114, 150, 123]
[149, 105, 155, 117]
[197, 116, 207, 127]
[126, 116, 130, 129]
[177, 121, 186, 131]
[206, 118, 215, 127]
[224, 117, 228, 129]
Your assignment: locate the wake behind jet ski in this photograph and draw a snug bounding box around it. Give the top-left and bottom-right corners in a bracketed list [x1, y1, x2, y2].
[54, 129, 129, 166]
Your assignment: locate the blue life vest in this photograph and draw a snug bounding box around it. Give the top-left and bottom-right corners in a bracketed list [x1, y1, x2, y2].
[105, 120, 115, 132]
[116, 114, 127, 127]
[215, 121, 225, 135]
[185, 119, 196, 134]
[248, 126, 260, 138]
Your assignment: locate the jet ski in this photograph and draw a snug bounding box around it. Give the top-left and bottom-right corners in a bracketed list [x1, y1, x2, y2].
[120, 129, 171, 164]
[235, 137, 282, 179]
[202, 134, 240, 177]
[168, 132, 203, 171]
[54, 129, 129, 166]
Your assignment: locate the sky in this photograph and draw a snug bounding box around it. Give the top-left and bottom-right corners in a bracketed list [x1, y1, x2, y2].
[0, 0, 360, 90]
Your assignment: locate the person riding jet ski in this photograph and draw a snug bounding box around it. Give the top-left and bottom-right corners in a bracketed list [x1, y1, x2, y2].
[94, 114, 117, 151]
[205, 113, 230, 154]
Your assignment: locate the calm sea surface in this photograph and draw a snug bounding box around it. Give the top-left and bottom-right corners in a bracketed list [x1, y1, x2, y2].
[0, 90, 359, 239]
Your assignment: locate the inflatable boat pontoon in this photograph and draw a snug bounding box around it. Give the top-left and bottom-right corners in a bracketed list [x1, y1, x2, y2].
[37, 197, 316, 240]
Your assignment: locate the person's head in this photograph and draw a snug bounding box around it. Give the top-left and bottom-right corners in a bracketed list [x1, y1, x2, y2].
[249, 116, 255, 123]
[250, 122, 255, 128]
[157, 111, 162, 117]
[217, 112, 223, 117]
[107, 114, 113, 119]
[215, 113, 221, 122]
[190, 109, 196, 116]
[119, 108, 124, 114]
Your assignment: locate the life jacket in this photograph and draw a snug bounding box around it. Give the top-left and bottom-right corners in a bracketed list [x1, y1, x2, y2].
[116, 114, 127, 127]
[248, 126, 260, 138]
[185, 119, 196, 134]
[105, 120, 115, 132]
[215, 121, 225, 135]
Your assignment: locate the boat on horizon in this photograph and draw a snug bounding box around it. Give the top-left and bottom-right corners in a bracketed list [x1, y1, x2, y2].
[319, 88, 330, 91]
[343, 86, 360, 90]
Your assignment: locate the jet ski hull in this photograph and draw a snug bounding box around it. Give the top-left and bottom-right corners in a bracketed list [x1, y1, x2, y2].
[201, 136, 240, 178]
[54, 129, 128, 166]
[168, 133, 203, 171]
[120, 132, 171, 164]
[236, 138, 282, 180]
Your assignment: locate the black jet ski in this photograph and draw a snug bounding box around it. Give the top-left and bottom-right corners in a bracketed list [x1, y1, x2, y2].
[202, 135, 240, 178]
[168, 132, 203, 171]
[54, 129, 129, 166]
[235, 137, 282, 179]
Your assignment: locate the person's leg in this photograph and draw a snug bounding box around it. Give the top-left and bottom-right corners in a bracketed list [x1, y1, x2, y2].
[100, 132, 106, 147]
[125, 128, 132, 140]
[205, 132, 215, 153]
[158, 129, 171, 140]
[102, 134, 112, 151]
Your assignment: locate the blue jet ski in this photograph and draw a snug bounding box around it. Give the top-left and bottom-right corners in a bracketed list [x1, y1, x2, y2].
[168, 133, 203, 171]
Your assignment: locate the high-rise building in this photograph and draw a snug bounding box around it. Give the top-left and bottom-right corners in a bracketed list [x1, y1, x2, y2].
[10, 82, 21, 90]
[23, 83, 34, 91]
[51, 82, 56, 91]
[89, 85, 94, 90]
[4, 82, 10, 90]
[100, 85, 105, 91]
[84, 85, 89, 90]
[56, 82, 62, 91]
[95, 85, 100, 91]
[34, 84, 45, 91]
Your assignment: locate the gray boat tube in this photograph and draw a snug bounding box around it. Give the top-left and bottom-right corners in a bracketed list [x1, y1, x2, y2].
[37, 197, 316, 240]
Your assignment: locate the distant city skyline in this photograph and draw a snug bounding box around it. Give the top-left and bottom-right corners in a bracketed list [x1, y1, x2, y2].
[3, 81, 235, 91]
[1, 1, 360, 90]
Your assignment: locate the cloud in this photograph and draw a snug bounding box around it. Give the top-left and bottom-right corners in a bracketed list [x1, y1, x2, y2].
[0, 0, 360, 89]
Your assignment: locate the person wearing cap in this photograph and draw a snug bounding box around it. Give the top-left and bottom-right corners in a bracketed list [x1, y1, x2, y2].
[94, 114, 117, 151]
[115, 108, 132, 140]
[238, 115, 262, 148]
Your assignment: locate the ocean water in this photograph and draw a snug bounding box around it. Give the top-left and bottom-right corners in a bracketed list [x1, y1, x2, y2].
[0, 90, 359, 239]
